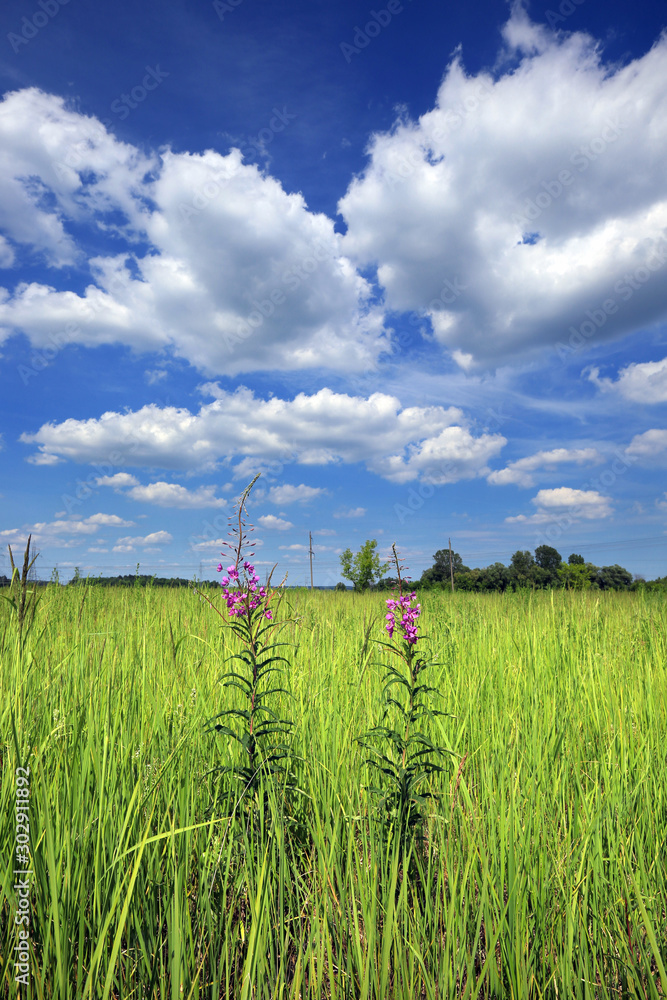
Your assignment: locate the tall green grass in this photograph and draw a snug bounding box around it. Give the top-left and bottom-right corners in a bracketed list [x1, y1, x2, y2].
[1, 585, 666, 998]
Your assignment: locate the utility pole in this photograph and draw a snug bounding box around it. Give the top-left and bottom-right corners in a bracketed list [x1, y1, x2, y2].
[308, 531, 314, 591]
[448, 537, 455, 593]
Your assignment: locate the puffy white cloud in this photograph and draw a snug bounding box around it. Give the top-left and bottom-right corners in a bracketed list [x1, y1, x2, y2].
[0, 89, 388, 375]
[0, 513, 134, 548]
[380, 426, 505, 485]
[257, 515, 293, 531]
[588, 358, 667, 403]
[267, 483, 326, 504]
[488, 447, 601, 487]
[125, 481, 227, 508]
[112, 530, 172, 553]
[96, 472, 140, 488]
[506, 487, 612, 524]
[85, 513, 134, 526]
[625, 428, 667, 462]
[0, 88, 154, 268]
[26, 451, 62, 465]
[333, 507, 366, 518]
[20, 386, 506, 484]
[338, 12, 667, 367]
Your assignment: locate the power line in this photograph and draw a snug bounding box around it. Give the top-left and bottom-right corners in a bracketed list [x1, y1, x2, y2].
[308, 531, 314, 591]
[454, 534, 667, 561]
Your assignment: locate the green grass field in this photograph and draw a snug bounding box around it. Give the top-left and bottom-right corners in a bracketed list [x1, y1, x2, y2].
[1, 584, 666, 998]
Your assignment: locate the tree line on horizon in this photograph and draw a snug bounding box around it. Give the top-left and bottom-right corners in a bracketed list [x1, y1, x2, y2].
[340, 540, 666, 592]
[1, 543, 664, 593]
[394, 545, 665, 592]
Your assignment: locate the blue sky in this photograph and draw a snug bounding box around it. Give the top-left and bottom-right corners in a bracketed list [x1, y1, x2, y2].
[1, 0, 666, 584]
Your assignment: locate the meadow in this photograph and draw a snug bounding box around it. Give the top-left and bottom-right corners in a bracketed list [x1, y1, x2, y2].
[1, 582, 666, 998]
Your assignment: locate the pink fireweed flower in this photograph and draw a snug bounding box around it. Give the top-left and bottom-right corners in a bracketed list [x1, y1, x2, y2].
[217, 558, 273, 619]
[385, 591, 421, 644]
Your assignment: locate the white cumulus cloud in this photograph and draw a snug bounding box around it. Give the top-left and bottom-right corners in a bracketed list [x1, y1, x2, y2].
[588, 358, 667, 403]
[112, 530, 172, 552]
[338, 11, 667, 367]
[96, 472, 140, 489]
[506, 487, 613, 524]
[267, 483, 326, 504]
[85, 513, 135, 526]
[488, 447, 602, 487]
[0, 88, 154, 267]
[125, 481, 227, 508]
[0, 513, 134, 548]
[257, 515, 293, 531]
[625, 428, 667, 463]
[20, 386, 506, 484]
[0, 89, 388, 375]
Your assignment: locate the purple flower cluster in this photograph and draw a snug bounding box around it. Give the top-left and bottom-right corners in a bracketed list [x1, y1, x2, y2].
[216, 560, 273, 619]
[385, 591, 421, 644]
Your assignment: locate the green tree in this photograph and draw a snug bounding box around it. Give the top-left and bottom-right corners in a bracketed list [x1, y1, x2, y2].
[420, 548, 468, 587]
[568, 553, 585, 565]
[596, 564, 633, 590]
[535, 545, 562, 574]
[558, 562, 592, 590]
[339, 540, 389, 592]
[483, 562, 511, 592]
[510, 550, 535, 587]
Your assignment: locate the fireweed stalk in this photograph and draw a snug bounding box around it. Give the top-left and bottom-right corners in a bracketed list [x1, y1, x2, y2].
[195, 475, 296, 805]
[357, 543, 453, 838]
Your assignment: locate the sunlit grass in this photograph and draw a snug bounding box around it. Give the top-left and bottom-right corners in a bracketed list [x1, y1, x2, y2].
[1, 584, 666, 997]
